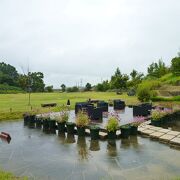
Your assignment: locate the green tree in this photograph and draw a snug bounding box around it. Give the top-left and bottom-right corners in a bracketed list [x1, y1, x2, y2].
[45, 85, 53, 92]
[85, 83, 92, 91]
[147, 59, 169, 78]
[171, 57, 180, 76]
[0, 62, 19, 86]
[110, 68, 129, 90]
[61, 84, 66, 92]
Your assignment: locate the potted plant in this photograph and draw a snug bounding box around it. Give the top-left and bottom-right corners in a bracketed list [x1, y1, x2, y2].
[90, 125, 100, 140]
[151, 109, 164, 127]
[28, 112, 36, 128]
[130, 122, 139, 135]
[66, 122, 75, 134]
[56, 109, 69, 133]
[106, 116, 119, 139]
[120, 125, 131, 138]
[75, 111, 89, 136]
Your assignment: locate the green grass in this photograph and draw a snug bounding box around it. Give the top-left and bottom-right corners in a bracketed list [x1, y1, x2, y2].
[0, 92, 139, 121]
[0, 169, 27, 180]
[160, 73, 180, 85]
[151, 95, 180, 102]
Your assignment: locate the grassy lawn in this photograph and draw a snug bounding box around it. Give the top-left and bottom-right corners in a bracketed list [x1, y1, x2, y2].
[0, 92, 139, 121]
[0, 169, 27, 180]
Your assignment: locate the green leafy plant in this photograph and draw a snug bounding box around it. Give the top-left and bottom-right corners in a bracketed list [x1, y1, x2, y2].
[120, 124, 130, 129]
[151, 110, 165, 121]
[106, 116, 119, 132]
[75, 111, 90, 127]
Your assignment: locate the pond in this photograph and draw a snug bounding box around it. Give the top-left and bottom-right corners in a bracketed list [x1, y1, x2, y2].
[0, 120, 180, 180]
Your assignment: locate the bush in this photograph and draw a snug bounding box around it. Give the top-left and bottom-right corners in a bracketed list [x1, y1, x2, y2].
[171, 57, 180, 76]
[137, 86, 151, 102]
[151, 96, 180, 102]
[0, 84, 24, 94]
[106, 116, 119, 132]
[75, 111, 89, 127]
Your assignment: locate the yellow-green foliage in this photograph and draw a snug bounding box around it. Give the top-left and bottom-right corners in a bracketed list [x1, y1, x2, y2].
[106, 116, 119, 132]
[75, 111, 89, 127]
[0, 169, 28, 180]
[160, 73, 180, 85]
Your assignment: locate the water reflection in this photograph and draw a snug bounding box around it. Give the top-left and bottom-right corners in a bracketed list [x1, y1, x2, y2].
[120, 138, 130, 149]
[65, 134, 76, 144]
[90, 140, 100, 151]
[77, 137, 90, 161]
[130, 136, 139, 148]
[58, 132, 66, 144]
[107, 140, 117, 157]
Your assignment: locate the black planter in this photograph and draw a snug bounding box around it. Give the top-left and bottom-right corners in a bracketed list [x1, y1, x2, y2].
[91, 107, 103, 121]
[43, 119, 49, 129]
[77, 126, 85, 136]
[97, 101, 108, 112]
[151, 119, 161, 127]
[130, 126, 138, 135]
[120, 126, 131, 138]
[90, 128, 100, 140]
[107, 131, 116, 139]
[28, 115, 36, 128]
[49, 120, 56, 129]
[66, 122, 75, 134]
[36, 118, 42, 128]
[58, 122, 66, 133]
[23, 115, 30, 126]
[113, 100, 125, 110]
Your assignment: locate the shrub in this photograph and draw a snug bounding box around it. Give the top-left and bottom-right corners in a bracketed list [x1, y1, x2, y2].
[75, 111, 89, 127]
[106, 116, 119, 132]
[171, 57, 180, 76]
[137, 86, 151, 102]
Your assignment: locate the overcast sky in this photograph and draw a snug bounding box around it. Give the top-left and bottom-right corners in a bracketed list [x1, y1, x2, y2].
[0, 0, 180, 88]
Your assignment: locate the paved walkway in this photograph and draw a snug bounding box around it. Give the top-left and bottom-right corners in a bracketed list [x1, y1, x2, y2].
[138, 121, 180, 147]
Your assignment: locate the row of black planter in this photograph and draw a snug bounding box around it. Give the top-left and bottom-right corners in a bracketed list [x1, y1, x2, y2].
[151, 111, 180, 127]
[133, 103, 152, 116]
[24, 115, 138, 140]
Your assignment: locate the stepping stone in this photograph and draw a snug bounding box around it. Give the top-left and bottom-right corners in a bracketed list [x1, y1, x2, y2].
[138, 127, 148, 132]
[177, 134, 180, 138]
[145, 125, 154, 129]
[141, 129, 155, 135]
[150, 127, 162, 131]
[150, 132, 165, 139]
[158, 129, 171, 133]
[167, 131, 180, 136]
[85, 129, 90, 135]
[159, 134, 175, 142]
[99, 132, 107, 140]
[170, 137, 180, 146]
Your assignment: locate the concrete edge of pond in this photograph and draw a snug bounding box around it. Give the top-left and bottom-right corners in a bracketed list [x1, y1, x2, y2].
[138, 120, 180, 147]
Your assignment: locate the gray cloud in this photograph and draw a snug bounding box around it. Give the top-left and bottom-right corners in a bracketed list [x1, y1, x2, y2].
[0, 0, 180, 87]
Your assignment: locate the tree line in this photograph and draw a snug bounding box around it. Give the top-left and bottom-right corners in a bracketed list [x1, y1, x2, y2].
[0, 54, 179, 93]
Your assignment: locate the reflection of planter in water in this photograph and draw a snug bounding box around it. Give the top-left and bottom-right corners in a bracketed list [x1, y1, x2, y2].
[90, 126, 100, 140]
[121, 138, 130, 148]
[130, 136, 138, 148]
[49, 120, 56, 129]
[120, 125, 131, 138]
[90, 140, 100, 151]
[107, 140, 117, 157]
[66, 134, 75, 144]
[66, 122, 75, 134]
[58, 132, 66, 144]
[77, 137, 89, 161]
[77, 127, 85, 136]
[57, 122, 66, 133]
[107, 131, 116, 139]
[130, 126, 138, 135]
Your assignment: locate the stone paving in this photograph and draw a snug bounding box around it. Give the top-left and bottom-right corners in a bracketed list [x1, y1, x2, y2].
[138, 120, 180, 147]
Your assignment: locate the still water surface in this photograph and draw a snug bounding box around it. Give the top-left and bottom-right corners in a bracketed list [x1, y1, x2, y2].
[0, 120, 180, 180]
